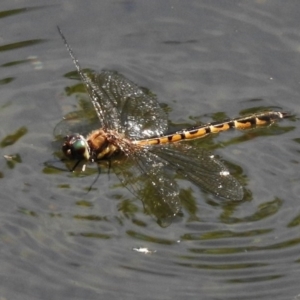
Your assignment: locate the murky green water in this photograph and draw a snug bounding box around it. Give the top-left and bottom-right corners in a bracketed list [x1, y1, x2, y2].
[1, 1, 300, 299]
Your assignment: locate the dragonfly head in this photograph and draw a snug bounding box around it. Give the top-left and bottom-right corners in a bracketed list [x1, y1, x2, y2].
[62, 134, 90, 161]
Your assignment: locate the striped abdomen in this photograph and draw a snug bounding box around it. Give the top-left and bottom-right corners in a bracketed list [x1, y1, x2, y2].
[134, 111, 288, 146]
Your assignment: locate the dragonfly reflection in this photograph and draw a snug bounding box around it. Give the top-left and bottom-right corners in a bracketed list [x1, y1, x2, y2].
[55, 27, 288, 225]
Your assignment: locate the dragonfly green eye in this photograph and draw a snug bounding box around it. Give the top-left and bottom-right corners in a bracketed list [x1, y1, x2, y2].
[62, 134, 90, 160]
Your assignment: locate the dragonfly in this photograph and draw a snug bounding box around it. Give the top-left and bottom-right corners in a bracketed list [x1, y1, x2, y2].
[56, 27, 288, 225]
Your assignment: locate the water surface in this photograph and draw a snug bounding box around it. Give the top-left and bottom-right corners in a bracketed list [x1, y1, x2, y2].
[1, 1, 300, 299]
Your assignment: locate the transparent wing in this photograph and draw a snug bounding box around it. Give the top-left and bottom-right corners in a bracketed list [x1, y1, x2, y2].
[92, 71, 168, 138]
[58, 28, 167, 136]
[53, 109, 98, 139]
[150, 144, 244, 201]
[54, 71, 169, 140]
[56, 71, 169, 139]
[112, 149, 181, 226]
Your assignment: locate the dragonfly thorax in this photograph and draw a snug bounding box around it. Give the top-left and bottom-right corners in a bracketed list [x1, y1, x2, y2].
[86, 129, 133, 161]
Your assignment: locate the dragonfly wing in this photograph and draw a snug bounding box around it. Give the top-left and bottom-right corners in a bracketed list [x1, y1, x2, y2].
[120, 88, 168, 139]
[92, 71, 168, 139]
[53, 110, 98, 139]
[58, 28, 117, 131]
[112, 149, 181, 226]
[58, 69, 168, 138]
[81, 71, 123, 131]
[150, 144, 244, 201]
[58, 28, 167, 136]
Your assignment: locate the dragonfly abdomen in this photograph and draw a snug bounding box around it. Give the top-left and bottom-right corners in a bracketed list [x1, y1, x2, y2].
[134, 111, 288, 146]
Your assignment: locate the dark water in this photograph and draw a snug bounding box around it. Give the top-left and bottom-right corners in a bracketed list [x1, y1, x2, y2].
[1, 1, 300, 299]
